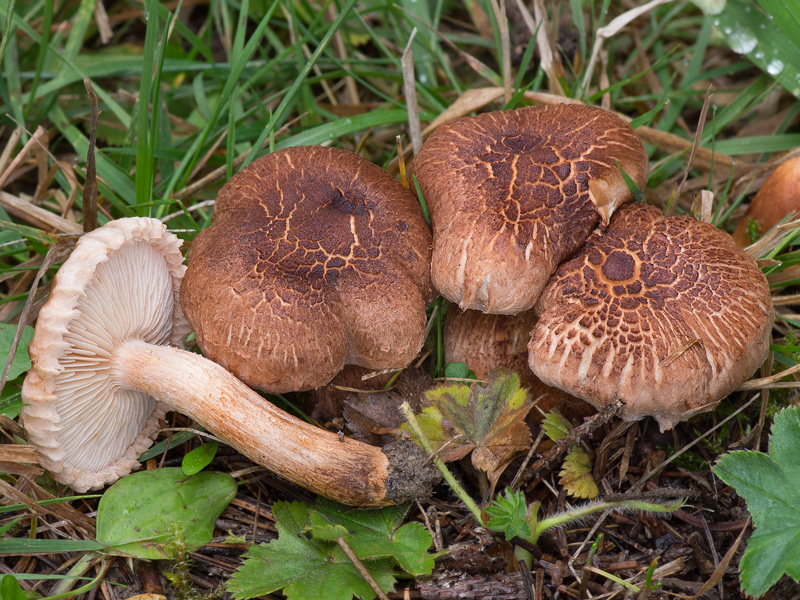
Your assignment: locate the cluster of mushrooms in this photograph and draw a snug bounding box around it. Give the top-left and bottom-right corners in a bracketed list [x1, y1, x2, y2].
[21, 104, 773, 507]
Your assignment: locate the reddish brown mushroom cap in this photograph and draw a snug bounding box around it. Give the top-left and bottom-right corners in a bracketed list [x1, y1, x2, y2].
[529, 203, 773, 430]
[411, 104, 648, 314]
[443, 308, 593, 421]
[181, 146, 433, 394]
[731, 155, 800, 247]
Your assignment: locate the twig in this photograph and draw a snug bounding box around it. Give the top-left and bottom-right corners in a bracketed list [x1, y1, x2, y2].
[336, 537, 390, 600]
[520, 401, 622, 488]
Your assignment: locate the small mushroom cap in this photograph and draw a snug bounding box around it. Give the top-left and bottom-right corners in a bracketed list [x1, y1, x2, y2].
[529, 203, 773, 431]
[181, 145, 433, 394]
[411, 104, 648, 314]
[21, 218, 189, 492]
[732, 155, 800, 247]
[444, 308, 592, 421]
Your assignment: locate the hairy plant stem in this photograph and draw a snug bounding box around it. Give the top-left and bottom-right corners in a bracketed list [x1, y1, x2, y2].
[530, 499, 684, 544]
[400, 402, 485, 525]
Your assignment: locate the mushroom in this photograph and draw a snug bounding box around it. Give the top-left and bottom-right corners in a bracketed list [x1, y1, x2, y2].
[731, 155, 800, 247]
[411, 104, 648, 314]
[443, 308, 593, 421]
[21, 217, 438, 505]
[181, 145, 434, 393]
[528, 203, 773, 431]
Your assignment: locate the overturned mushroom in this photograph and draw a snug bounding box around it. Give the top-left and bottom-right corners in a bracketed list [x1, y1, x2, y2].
[529, 203, 773, 431]
[181, 145, 433, 393]
[21, 218, 438, 505]
[443, 308, 592, 420]
[411, 104, 648, 314]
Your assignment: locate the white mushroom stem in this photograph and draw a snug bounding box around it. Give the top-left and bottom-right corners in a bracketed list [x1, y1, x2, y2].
[114, 339, 394, 506]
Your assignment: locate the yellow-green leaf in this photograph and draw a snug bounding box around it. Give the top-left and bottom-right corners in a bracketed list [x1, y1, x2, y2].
[559, 448, 599, 500]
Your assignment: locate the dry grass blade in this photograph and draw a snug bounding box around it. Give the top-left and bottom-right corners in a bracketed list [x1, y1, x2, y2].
[0, 239, 77, 392]
[738, 360, 800, 390]
[772, 292, 800, 306]
[530, 0, 565, 96]
[0, 477, 96, 536]
[0, 191, 82, 233]
[487, 0, 511, 104]
[745, 217, 800, 259]
[682, 517, 750, 600]
[0, 444, 40, 463]
[402, 29, 423, 156]
[580, 0, 674, 94]
[83, 77, 99, 233]
[661, 338, 703, 368]
[0, 126, 48, 190]
[667, 85, 713, 217]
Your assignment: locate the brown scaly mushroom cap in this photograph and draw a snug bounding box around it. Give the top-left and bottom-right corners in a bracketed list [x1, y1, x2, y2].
[22, 218, 438, 504]
[443, 308, 592, 421]
[411, 104, 648, 314]
[181, 145, 433, 393]
[529, 203, 773, 431]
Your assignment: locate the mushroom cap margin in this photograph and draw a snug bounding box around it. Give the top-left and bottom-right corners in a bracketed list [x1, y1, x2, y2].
[21, 218, 188, 492]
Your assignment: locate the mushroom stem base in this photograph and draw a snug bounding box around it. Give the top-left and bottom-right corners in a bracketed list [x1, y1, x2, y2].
[114, 340, 398, 506]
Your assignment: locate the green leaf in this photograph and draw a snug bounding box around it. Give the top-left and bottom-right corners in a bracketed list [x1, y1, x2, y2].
[181, 440, 219, 475]
[312, 499, 436, 576]
[485, 488, 532, 541]
[541, 410, 571, 442]
[444, 361, 470, 379]
[0, 324, 34, 381]
[227, 501, 399, 600]
[1, 574, 40, 600]
[95, 468, 236, 559]
[559, 448, 599, 500]
[403, 372, 533, 481]
[713, 406, 800, 596]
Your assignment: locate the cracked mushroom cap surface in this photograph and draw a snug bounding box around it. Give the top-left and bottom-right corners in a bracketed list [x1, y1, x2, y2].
[529, 203, 773, 431]
[181, 145, 433, 394]
[411, 104, 648, 314]
[21, 218, 189, 492]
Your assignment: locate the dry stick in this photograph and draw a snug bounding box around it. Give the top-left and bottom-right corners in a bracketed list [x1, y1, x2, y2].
[0, 240, 76, 394]
[83, 77, 99, 233]
[519, 401, 623, 489]
[667, 85, 713, 217]
[402, 29, 423, 157]
[336, 537, 390, 600]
